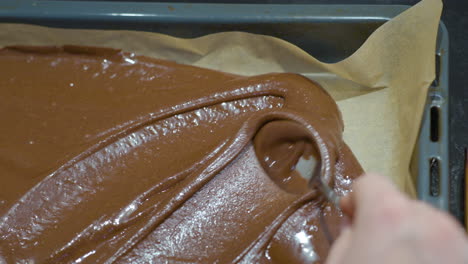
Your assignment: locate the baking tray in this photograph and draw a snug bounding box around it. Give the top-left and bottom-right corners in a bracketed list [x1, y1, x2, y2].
[0, 1, 452, 213]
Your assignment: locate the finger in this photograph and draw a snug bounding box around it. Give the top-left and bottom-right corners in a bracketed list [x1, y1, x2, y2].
[325, 227, 353, 264]
[339, 192, 355, 220]
[347, 173, 409, 226]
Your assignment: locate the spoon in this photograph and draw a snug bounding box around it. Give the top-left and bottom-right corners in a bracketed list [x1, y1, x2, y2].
[295, 156, 341, 208]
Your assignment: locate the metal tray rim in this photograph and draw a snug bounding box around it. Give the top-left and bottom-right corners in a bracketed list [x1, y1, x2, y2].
[0, 0, 452, 213]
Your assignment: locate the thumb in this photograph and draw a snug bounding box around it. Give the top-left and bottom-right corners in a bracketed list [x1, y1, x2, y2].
[325, 227, 353, 264]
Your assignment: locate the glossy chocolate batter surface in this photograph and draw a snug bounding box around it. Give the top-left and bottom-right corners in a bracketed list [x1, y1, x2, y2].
[0, 46, 363, 264]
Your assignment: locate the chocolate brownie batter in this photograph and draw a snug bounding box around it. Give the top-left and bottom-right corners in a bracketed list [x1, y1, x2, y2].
[0, 46, 363, 263]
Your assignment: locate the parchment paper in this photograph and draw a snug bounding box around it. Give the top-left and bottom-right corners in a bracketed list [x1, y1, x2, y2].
[0, 0, 442, 196]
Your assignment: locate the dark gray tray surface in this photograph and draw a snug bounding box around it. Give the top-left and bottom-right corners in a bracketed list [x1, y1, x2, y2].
[158, 0, 466, 228]
[70, 0, 468, 226]
[2, 0, 465, 225]
[67, 0, 465, 227]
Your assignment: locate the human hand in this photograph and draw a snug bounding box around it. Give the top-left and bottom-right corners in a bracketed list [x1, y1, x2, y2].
[326, 173, 468, 264]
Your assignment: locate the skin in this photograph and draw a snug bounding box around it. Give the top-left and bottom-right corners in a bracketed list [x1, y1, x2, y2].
[326, 173, 468, 264]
